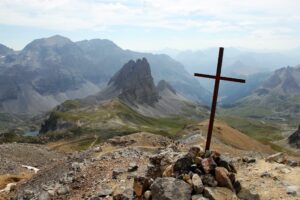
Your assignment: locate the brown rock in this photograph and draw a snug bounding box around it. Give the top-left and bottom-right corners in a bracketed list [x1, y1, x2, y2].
[215, 167, 235, 191]
[162, 164, 173, 177]
[201, 158, 216, 174]
[133, 176, 151, 197]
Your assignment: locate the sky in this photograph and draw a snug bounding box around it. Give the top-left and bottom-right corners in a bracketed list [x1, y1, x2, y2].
[0, 0, 300, 51]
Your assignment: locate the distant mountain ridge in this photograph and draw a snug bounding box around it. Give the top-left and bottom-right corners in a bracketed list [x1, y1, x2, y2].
[224, 65, 300, 126]
[0, 35, 210, 116]
[83, 58, 204, 117]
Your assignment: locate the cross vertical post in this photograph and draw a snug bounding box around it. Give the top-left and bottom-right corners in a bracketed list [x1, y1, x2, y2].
[194, 47, 246, 151]
[205, 47, 223, 151]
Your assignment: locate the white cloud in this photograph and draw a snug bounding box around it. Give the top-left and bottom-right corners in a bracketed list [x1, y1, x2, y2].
[0, 0, 299, 49]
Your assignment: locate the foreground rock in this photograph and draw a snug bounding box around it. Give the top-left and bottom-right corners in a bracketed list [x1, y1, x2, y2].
[150, 177, 192, 200]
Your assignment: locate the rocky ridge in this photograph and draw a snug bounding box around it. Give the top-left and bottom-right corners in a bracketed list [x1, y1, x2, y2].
[2, 132, 300, 200]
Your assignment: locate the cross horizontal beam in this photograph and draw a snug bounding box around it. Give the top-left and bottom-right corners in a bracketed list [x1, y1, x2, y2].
[194, 73, 246, 83]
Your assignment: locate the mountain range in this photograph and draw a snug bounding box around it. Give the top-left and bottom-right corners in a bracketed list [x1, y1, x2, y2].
[40, 58, 207, 140]
[225, 65, 300, 127]
[0, 35, 210, 116]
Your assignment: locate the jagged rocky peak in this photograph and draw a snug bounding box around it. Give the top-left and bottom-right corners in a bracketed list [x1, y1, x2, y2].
[288, 125, 300, 149]
[108, 58, 159, 105]
[157, 80, 176, 94]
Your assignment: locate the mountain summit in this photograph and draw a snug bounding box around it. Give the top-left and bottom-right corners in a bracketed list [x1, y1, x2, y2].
[107, 58, 159, 105]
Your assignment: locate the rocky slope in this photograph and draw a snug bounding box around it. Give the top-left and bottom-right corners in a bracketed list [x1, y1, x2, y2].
[1, 129, 300, 200]
[0, 35, 209, 116]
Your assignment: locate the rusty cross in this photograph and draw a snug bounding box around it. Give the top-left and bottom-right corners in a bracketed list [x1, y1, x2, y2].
[194, 47, 246, 151]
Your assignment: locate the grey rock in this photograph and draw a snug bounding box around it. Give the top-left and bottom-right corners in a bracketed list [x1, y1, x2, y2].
[128, 162, 138, 172]
[150, 177, 192, 200]
[237, 187, 260, 200]
[287, 185, 300, 196]
[192, 174, 204, 194]
[203, 187, 235, 200]
[38, 191, 51, 200]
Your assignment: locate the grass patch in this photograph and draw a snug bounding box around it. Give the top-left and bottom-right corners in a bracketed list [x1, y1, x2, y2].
[220, 116, 283, 142]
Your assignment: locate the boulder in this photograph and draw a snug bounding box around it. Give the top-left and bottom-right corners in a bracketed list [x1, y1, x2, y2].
[150, 177, 192, 200]
[192, 174, 204, 194]
[173, 155, 193, 176]
[203, 187, 236, 200]
[215, 167, 234, 191]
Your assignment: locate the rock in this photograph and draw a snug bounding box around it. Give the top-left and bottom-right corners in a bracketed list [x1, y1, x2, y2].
[38, 191, 51, 200]
[112, 168, 125, 179]
[182, 174, 193, 186]
[287, 160, 298, 167]
[128, 162, 138, 172]
[133, 176, 151, 197]
[150, 177, 192, 200]
[242, 157, 256, 163]
[97, 188, 113, 197]
[280, 168, 291, 174]
[144, 190, 152, 200]
[24, 189, 34, 199]
[217, 156, 237, 173]
[57, 185, 70, 195]
[215, 167, 234, 191]
[194, 157, 202, 165]
[94, 146, 102, 152]
[286, 185, 300, 196]
[265, 152, 287, 164]
[173, 155, 193, 176]
[192, 174, 204, 194]
[201, 158, 216, 174]
[113, 188, 134, 200]
[203, 187, 236, 200]
[162, 164, 173, 177]
[192, 194, 209, 200]
[260, 171, 271, 178]
[71, 162, 83, 172]
[233, 181, 241, 194]
[237, 187, 260, 200]
[201, 174, 218, 187]
[188, 145, 203, 158]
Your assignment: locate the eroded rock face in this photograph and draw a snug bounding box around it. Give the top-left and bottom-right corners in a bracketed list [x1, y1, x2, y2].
[108, 58, 159, 106]
[150, 177, 192, 200]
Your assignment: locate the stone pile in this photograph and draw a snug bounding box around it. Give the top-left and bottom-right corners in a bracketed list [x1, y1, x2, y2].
[133, 145, 259, 200]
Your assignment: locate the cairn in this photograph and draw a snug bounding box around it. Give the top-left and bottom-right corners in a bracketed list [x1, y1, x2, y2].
[132, 145, 259, 200]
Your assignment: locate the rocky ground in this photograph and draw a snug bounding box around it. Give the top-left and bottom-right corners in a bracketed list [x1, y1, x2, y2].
[0, 132, 299, 200]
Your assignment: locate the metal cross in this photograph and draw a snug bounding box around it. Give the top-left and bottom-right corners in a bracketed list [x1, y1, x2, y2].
[194, 47, 246, 151]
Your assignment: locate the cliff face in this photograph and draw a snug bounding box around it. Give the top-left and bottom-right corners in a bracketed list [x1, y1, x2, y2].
[107, 58, 159, 106]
